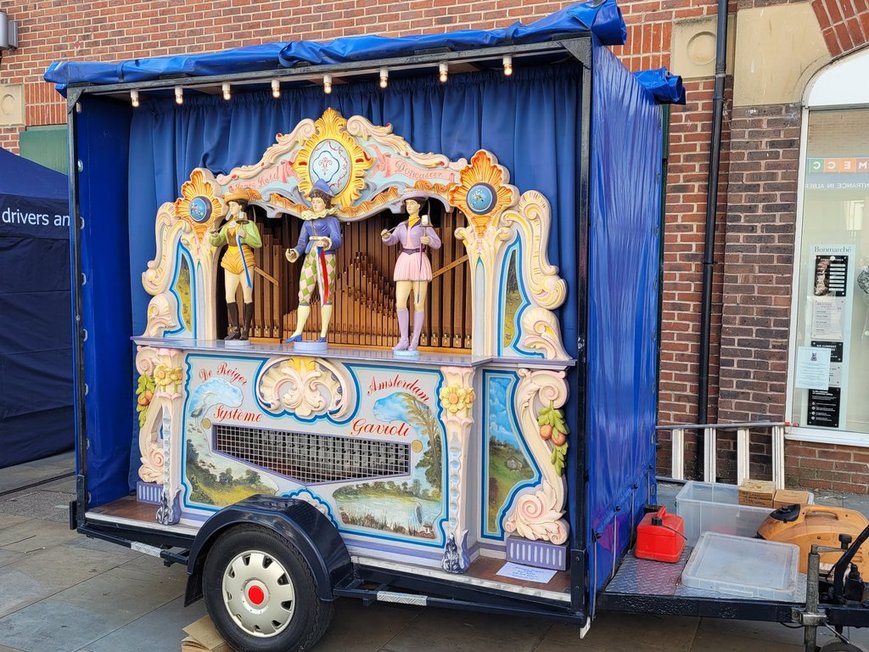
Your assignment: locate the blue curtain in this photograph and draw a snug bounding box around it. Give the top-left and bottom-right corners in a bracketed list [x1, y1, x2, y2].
[128, 63, 583, 355]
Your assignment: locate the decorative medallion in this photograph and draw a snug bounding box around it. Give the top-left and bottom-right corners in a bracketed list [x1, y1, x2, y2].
[292, 108, 373, 209]
[449, 151, 517, 239]
[175, 170, 223, 238]
[466, 183, 496, 214]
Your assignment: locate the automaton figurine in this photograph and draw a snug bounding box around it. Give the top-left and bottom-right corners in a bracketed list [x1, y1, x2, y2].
[209, 188, 262, 341]
[285, 179, 343, 346]
[381, 197, 441, 354]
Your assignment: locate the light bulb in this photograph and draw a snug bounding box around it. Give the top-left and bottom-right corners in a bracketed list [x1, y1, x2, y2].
[323, 74, 332, 94]
[222, 82, 231, 101]
[379, 67, 388, 89]
[438, 62, 448, 83]
[174, 86, 183, 105]
[503, 55, 513, 77]
[130, 89, 139, 108]
[271, 79, 280, 98]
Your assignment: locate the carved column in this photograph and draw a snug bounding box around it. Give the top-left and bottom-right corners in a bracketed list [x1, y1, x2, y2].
[438, 366, 476, 573]
[135, 346, 185, 524]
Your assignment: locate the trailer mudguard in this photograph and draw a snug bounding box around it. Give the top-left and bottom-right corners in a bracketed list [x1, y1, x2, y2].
[184, 495, 351, 605]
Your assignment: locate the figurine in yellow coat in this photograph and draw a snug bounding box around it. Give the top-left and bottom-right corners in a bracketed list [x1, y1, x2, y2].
[209, 188, 262, 340]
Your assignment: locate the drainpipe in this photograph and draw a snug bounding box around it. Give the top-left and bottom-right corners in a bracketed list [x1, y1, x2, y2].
[697, 0, 729, 477]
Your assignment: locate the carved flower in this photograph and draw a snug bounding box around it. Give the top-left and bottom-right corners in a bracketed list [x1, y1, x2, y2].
[439, 385, 475, 415]
[175, 169, 223, 237]
[153, 364, 180, 388]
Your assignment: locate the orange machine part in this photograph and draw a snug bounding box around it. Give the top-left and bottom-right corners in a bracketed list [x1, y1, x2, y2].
[758, 505, 869, 574]
[635, 507, 686, 563]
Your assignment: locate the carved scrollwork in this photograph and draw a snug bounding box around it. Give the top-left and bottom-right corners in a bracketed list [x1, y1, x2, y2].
[518, 307, 570, 361]
[503, 369, 570, 544]
[143, 203, 185, 297]
[501, 191, 567, 311]
[346, 115, 457, 169]
[217, 119, 317, 183]
[503, 482, 569, 544]
[256, 356, 354, 420]
[142, 294, 179, 339]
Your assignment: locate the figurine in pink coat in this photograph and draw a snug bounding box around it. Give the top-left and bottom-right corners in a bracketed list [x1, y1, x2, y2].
[381, 197, 442, 352]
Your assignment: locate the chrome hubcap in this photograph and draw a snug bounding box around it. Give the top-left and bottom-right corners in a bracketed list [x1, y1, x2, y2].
[222, 550, 296, 637]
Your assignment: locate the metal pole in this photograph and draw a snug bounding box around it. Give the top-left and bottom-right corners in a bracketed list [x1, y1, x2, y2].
[804, 547, 820, 652]
[697, 0, 729, 473]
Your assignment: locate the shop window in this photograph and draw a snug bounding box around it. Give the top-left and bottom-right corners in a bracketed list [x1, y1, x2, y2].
[789, 50, 869, 439]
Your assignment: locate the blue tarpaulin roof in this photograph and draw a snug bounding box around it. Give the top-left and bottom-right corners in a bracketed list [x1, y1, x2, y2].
[44, 0, 685, 103]
[45, 0, 626, 88]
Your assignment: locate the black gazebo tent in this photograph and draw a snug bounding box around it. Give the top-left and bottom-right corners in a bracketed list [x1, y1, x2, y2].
[0, 148, 72, 468]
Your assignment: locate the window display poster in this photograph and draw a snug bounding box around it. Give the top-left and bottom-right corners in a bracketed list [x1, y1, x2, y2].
[811, 298, 845, 339]
[810, 340, 843, 387]
[813, 254, 848, 297]
[795, 346, 832, 390]
[801, 245, 855, 431]
[807, 388, 841, 428]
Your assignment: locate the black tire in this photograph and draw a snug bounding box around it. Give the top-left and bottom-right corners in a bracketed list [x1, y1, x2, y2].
[203, 525, 333, 652]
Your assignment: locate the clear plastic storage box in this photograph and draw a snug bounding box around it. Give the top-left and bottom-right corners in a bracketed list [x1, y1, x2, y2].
[681, 532, 801, 601]
[675, 481, 773, 545]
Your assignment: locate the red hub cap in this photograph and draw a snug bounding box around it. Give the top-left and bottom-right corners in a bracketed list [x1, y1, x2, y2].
[247, 584, 265, 605]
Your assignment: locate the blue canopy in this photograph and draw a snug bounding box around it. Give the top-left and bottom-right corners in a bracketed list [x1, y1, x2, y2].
[45, 0, 627, 91]
[278, 1, 626, 67]
[0, 149, 72, 468]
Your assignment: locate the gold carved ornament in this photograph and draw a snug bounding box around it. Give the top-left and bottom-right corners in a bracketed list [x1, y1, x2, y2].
[449, 150, 517, 239]
[174, 170, 224, 239]
[291, 108, 373, 209]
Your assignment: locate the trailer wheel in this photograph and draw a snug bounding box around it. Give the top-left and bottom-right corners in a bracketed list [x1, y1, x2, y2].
[203, 525, 333, 652]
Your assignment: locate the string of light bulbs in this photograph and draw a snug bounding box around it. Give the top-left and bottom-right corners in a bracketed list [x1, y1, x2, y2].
[129, 56, 515, 107]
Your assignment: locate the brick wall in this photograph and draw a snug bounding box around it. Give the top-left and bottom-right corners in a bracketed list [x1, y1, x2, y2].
[786, 441, 869, 494]
[812, 0, 869, 56]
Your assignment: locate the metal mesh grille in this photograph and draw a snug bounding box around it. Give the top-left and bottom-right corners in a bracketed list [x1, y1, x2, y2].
[214, 425, 410, 485]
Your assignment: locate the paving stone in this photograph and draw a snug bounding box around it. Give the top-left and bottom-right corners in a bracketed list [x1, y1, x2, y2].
[0, 452, 74, 494]
[0, 546, 24, 568]
[0, 518, 76, 552]
[0, 541, 133, 617]
[0, 600, 128, 652]
[0, 490, 74, 523]
[36, 476, 76, 493]
[314, 600, 422, 652]
[78, 596, 207, 652]
[540, 612, 698, 651]
[380, 606, 550, 652]
[0, 514, 31, 531]
[689, 630, 803, 652]
[55, 565, 186, 612]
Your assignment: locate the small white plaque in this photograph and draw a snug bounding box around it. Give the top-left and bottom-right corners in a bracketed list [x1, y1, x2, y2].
[496, 561, 557, 584]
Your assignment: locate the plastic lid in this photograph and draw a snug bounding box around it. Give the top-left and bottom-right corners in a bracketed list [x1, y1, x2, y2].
[682, 532, 801, 601]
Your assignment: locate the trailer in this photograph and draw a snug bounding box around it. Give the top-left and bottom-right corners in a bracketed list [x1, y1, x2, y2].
[44, 1, 869, 650]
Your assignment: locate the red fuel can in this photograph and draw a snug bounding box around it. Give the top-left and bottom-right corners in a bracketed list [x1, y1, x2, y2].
[635, 507, 686, 563]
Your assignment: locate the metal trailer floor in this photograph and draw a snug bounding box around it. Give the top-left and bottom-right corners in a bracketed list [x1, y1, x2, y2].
[599, 545, 807, 622]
